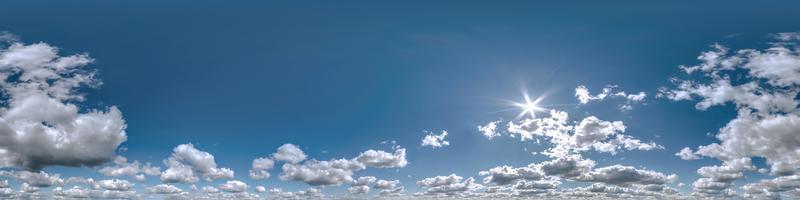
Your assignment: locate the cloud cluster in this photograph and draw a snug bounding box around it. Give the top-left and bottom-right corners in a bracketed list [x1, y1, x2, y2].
[484, 109, 661, 158]
[0, 37, 127, 170]
[662, 33, 800, 197]
[279, 144, 407, 187]
[98, 156, 161, 182]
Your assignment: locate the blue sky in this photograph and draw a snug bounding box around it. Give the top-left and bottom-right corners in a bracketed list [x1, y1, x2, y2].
[0, 1, 800, 199]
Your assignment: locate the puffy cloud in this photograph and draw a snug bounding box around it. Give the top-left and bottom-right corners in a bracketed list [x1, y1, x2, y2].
[0, 170, 63, 187]
[160, 143, 234, 183]
[219, 180, 247, 193]
[248, 157, 274, 180]
[580, 165, 677, 186]
[662, 35, 800, 197]
[273, 144, 307, 164]
[503, 110, 660, 158]
[479, 165, 545, 185]
[352, 176, 376, 186]
[478, 120, 500, 139]
[202, 186, 220, 193]
[0, 38, 127, 170]
[347, 185, 369, 194]
[98, 156, 160, 182]
[347, 176, 376, 195]
[280, 158, 364, 186]
[675, 147, 700, 160]
[539, 154, 595, 179]
[355, 148, 408, 168]
[96, 179, 133, 191]
[742, 174, 800, 199]
[52, 186, 140, 199]
[375, 179, 404, 196]
[421, 130, 450, 148]
[416, 174, 482, 197]
[148, 184, 183, 194]
[269, 188, 323, 199]
[254, 186, 266, 193]
[277, 144, 406, 187]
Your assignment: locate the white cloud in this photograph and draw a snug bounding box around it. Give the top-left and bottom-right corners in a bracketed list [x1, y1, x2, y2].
[96, 179, 133, 191]
[663, 35, 800, 197]
[160, 143, 234, 183]
[479, 165, 545, 185]
[269, 188, 322, 199]
[503, 110, 661, 158]
[355, 148, 408, 168]
[280, 158, 364, 186]
[580, 165, 677, 186]
[52, 186, 140, 199]
[347, 176, 376, 195]
[416, 174, 482, 197]
[675, 147, 700, 160]
[375, 179, 404, 196]
[254, 186, 266, 193]
[248, 157, 274, 180]
[202, 186, 220, 193]
[0, 170, 63, 187]
[273, 144, 307, 164]
[575, 85, 647, 110]
[421, 130, 450, 148]
[218, 180, 247, 193]
[0, 38, 127, 170]
[478, 120, 500, 139]
[98, 156, 160, 182]
[148, 184, 183, 194]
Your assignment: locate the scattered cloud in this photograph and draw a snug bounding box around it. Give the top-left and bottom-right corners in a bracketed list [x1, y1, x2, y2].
[421, 130, 450, 148]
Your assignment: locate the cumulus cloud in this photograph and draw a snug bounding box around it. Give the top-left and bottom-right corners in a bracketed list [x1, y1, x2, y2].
[421, 130, 450, 148]
[355, 148, 408, 168]
[160, 143, 234, 184]
[219, 180, 248, 193]
[479, 165, 545, 185]
[248, 157, 274, 180]
[280, 158, 365, 186]
[580, 165, 677, 186]
[276, 143, 406, 188]
[273, 144, 307, 164]
[662, 33, 800, 197]
[96, 179, 133, 191]
[52, 186, 140, 199]
[675, 147, 700, 160]
[148, 184, 183, 194]
[503, 110, 661, 158]
[254, 185, 266, 193]
[348, 176, 376, 194]
[0, 170, 63, 187]
[375, 179, 404, 196]
[269, 188, 323, 199]
[0, 36, 127, 170]
[98, 156, 160, 182]
[416, 174, 482, 197]
[478, 120, 500, 139]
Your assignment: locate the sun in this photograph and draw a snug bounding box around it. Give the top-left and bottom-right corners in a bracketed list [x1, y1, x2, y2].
[512, 92, 546, 119]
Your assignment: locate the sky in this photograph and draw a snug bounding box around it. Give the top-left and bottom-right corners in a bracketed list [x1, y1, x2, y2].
[0, 1, 800, 199]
